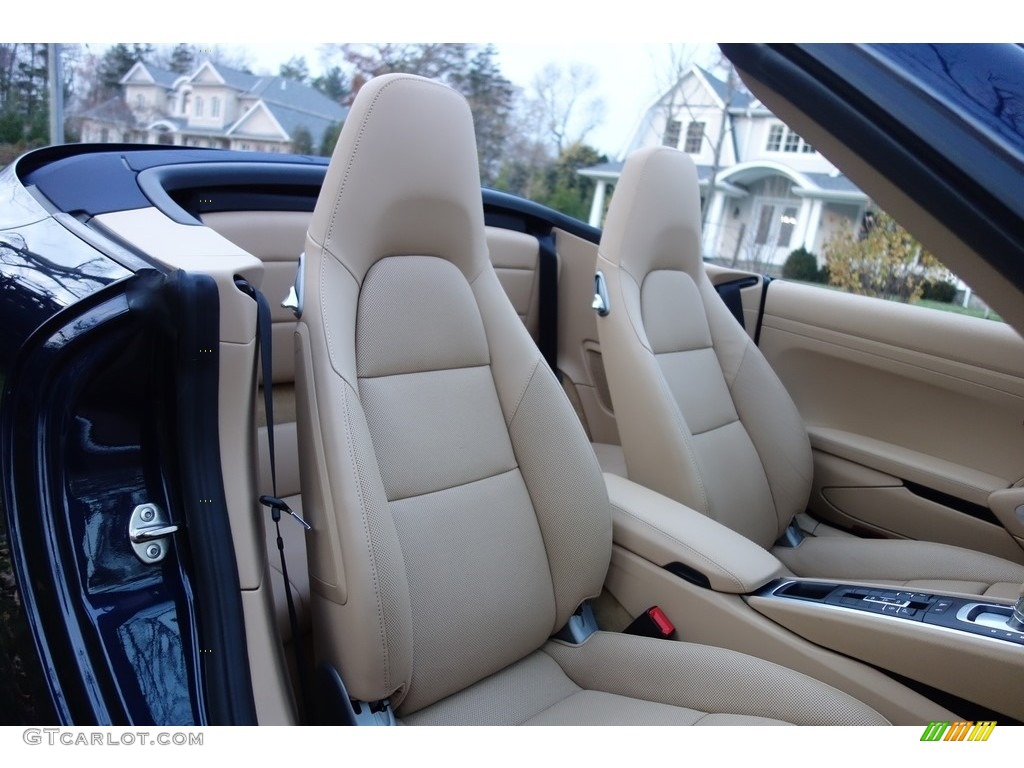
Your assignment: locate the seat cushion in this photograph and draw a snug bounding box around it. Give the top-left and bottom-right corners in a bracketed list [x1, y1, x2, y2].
[401, 632, 887, 726]
[773, 537, 1024, 597]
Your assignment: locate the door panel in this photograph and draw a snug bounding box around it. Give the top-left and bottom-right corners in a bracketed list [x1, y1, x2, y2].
[554, 227, 619, 445]
[759, 279, 1024, 559]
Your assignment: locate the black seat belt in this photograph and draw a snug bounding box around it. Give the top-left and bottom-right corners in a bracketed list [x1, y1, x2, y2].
[234, 278, 312, 721]
[536, 231, 560, 380]
[713, 275, 759, 330]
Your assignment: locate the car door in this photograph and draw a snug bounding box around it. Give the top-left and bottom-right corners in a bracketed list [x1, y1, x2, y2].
[0, 160, 255, 725]
[719, 44, 1024, 564]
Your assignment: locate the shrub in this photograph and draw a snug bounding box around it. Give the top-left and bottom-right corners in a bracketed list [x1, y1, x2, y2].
[920, 279, 957, 303]
[782, 248, 824, 283]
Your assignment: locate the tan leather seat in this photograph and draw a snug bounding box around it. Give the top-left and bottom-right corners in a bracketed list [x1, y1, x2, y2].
[595, 146, 1024, 598]
[292, 73, 887, 726]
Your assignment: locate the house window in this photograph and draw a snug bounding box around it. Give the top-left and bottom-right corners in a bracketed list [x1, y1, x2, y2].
[767, 122, 817, 154]
[211, 97, 220, 118]
[683, 121, 704, 154]
[135, 94, 145, 109]
[195, 96, 204, 117]
[662, 119, 681, 148]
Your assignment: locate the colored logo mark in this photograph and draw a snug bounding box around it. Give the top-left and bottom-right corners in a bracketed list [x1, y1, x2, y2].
[920, 721, 996, 742]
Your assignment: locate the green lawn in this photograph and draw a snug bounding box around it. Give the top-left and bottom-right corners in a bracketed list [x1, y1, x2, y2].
[914, 298, 1002, 322]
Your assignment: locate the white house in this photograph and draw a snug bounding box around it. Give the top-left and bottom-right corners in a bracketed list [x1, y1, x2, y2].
[581, 65, 869, 270]
[78, 61, 348, 154]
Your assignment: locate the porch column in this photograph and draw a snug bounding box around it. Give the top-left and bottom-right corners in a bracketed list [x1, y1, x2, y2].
[801, 199, 823, 252]
[701, 190, 726, 259]
[588, 179, 608, 227]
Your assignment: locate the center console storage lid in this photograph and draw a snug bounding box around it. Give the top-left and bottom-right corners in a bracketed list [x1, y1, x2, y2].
[604, 473, 786, 594]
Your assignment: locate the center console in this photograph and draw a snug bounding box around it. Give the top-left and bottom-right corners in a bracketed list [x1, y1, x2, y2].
[758, 579, 1024, 646]
[748, 578, 1024, 720]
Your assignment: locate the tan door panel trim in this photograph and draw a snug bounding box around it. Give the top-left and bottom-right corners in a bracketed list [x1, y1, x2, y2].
[809, 426, 1009, 506]
[820, 485, 1024, 565]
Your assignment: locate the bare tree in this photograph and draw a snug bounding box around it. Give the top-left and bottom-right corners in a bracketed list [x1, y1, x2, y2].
[530, 62, 605, 155]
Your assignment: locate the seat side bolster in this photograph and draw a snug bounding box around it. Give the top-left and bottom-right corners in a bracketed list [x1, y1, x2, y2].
[700, 274, 814, 535]
[596, 256, 711, 515]
[605, 473, 785, 594]
[296, 306, 414, 706]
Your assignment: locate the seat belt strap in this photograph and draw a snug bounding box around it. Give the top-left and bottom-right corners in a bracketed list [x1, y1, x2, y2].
[235, 278, 312, 721]
[537, 231, 560, 380]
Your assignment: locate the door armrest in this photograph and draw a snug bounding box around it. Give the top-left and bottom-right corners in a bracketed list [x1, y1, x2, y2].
[604, 473, 785, 594]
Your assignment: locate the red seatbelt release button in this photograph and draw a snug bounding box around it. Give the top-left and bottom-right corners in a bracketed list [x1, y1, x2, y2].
[647, 606, 675, 637]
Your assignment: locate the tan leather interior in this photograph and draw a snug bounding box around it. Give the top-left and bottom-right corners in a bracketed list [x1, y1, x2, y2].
[290, 72, 888, 725]
[594, 145, 1024, 596]
[86, 70, 1024, 726]
[758, 281, 1024, 563]
[748, 587, 1024, 720]
[605, 473, 785, 594]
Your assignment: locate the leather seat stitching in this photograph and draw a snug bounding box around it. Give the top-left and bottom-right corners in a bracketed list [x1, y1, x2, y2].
[340, 381, 391, 692]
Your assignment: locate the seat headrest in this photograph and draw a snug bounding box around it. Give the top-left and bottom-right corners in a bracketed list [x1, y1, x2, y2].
[307, 73, 487, 283]
[598, 146, 703, 279]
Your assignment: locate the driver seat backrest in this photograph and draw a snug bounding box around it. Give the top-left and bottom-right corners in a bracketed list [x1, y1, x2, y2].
[294, 73, 611, 715]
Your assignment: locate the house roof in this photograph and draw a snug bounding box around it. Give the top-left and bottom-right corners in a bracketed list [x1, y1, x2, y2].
[694, 65, 755, 110]
[205, 62, 264, 92]
[802, 172, 861, 193]
[76, 96, 136, 124]
[121, 62, 181, 89]
[580, 158, 865, 200]
[254, 101, 342, 145]
[144, 64, 181, 89]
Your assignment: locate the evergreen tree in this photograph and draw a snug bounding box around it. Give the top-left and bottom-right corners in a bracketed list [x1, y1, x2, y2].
[449, 46, 516, 186]
[279, 56, 309, 84]
[291, 125, 314, 155]
[168, 44, 195, 74]
[97, 44, 153, 91]
[311, 66, 348, 105]
[319, 121, 343, 157]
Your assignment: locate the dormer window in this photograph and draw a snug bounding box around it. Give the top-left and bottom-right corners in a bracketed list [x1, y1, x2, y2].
[195, 96, 204, 117]
[683, 121, 704, 154]
[211, 97, 220, 118]
[662, 119, 681, 148]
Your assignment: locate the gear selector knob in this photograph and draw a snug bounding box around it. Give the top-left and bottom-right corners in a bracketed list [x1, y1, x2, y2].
[1010, 583, 1024, 631]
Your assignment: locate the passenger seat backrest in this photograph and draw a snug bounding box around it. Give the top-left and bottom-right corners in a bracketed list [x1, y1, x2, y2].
[296, 74, 611, 715]
[596, 147, 813, 548]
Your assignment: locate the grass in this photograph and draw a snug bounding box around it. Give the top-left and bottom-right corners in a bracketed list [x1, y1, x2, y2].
[914, 298, 1002, 322]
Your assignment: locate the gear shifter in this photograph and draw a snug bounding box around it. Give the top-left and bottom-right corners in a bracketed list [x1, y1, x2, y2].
[1010, 582, 1024, 631]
